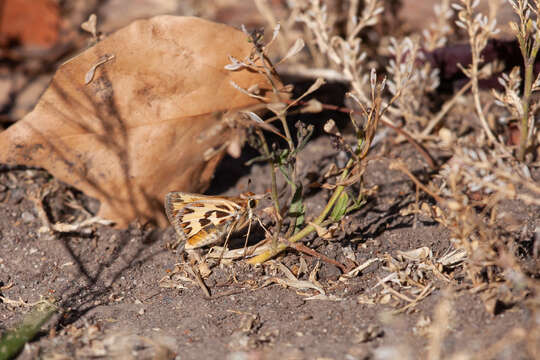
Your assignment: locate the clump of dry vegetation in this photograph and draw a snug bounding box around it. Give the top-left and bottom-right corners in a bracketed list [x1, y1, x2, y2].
[229, 0, 537, 283]
[191, 0, 539, 355]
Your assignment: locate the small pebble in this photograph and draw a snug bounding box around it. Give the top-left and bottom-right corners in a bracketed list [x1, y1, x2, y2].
[21, 211, 35, 223]
[9, 188, 25, 203]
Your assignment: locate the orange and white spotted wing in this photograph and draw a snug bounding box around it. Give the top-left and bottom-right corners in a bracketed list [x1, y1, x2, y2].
[164, 192, 253, 249]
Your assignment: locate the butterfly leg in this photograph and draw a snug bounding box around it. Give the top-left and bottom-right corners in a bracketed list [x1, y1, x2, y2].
[218, 224, 236, 264]
[242, 217, 253, 258]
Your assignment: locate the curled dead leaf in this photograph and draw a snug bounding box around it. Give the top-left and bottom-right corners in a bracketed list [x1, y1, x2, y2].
[0, 16, 281, 227]
[81, 14, 98, 39]
[300, 99, 323, 113]
[323, 119, 340, 136]
[277, 38, 305, 65]
[395, 247, 433, 262]
[309, 221, 333, 239]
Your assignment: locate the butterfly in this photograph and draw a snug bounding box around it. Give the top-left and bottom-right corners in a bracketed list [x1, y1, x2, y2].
[165, 192, 258, 250]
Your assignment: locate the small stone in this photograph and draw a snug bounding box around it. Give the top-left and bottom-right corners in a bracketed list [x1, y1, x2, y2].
[21, 211, 35, 223]
[9, 188, 25, 204]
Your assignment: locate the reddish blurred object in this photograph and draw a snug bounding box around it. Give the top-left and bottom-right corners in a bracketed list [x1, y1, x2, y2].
[506, 122, 521, 146]
[0, 0, 59, 48]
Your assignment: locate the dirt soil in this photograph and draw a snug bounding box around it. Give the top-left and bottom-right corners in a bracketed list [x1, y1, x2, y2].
[0, 133, 537, 359]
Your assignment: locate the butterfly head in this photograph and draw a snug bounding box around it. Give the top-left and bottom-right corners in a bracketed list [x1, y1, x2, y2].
[239, 191, 261, 211]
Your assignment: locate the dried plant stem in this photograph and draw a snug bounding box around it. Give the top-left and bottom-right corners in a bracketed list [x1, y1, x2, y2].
[288, 99, 436, 169]
[422, 80, 472, 136]
[427, 296, 451, 360]
[457, 0, 498, 145]
[276, 65, 351, 82]
[187, 264, 211, 298]
[516, 36, 540, 161]
[289, 242, 347, 272]
[346, 0, 360, 38]
[389, 161, 443, 203]
[379, 279, 416, 303]
[253, 43, 295, 152]
[379, 115, 436, 169]
[393, 283, 435, 314]
[278, 113, 294, 151]
[470, 53, 497, 145]
[248, 160, 351, 265]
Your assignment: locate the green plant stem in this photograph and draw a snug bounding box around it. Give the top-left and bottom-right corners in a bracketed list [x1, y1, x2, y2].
[255, 129, 282, 250]
[269, 162, 280, 214]
[256, 129, 280, 215]
[248, 160, 352, 265]
[269, 160, 283, 249]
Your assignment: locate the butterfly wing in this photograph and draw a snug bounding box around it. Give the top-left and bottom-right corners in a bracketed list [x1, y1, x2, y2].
[165, 192, 246, 249]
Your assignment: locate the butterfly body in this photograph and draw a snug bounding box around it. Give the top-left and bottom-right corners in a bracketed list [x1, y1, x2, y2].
[165, 192, 256, 249]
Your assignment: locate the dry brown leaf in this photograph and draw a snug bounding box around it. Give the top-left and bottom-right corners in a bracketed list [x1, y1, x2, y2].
[0, 16, 279, 227]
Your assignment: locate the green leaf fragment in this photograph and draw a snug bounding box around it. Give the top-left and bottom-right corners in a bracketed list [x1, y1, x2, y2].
[0, 301, 57, 360]
[330, 191, 350, 221]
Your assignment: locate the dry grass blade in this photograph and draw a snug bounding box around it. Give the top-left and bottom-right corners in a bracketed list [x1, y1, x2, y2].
[340, 258, 381, 279]
[289, 242, 348, 272]
[426, 295, 451, 360]
[258, 262, 326, 295]
[378, 280, 416, 303]
[185, 264, 211, 298]
[206, 243, 271, 260]
[51, 217, 113, 232]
